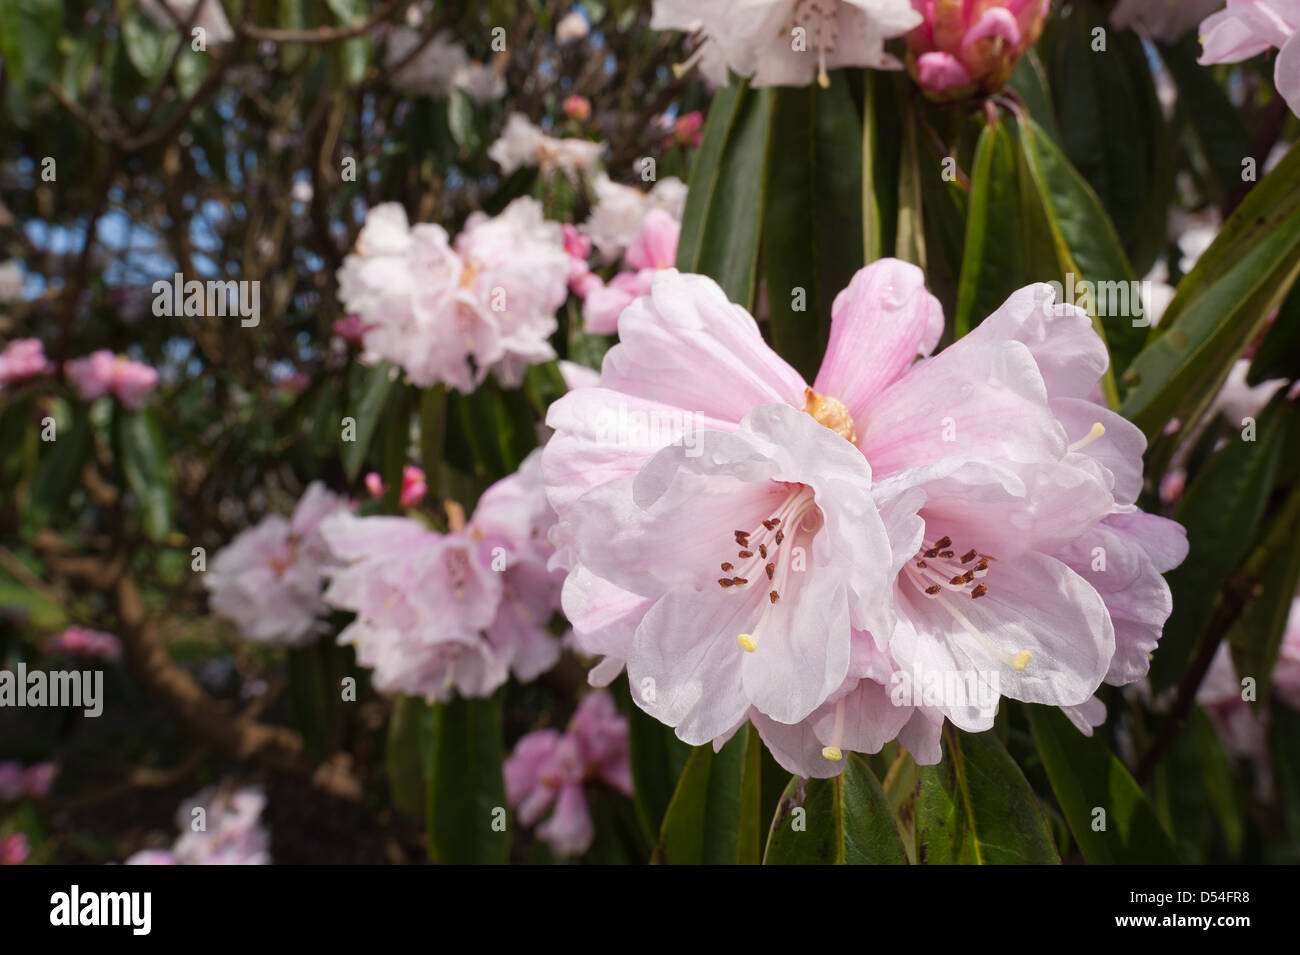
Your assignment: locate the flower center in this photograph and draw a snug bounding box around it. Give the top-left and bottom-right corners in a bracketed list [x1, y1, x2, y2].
[902, 534, 1031, 672]
[804, 387, 857, 443]
[789, 0, 838, 88]
[714, 485, 819, 653]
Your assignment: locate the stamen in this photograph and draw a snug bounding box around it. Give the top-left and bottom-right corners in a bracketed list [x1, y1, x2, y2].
[672, 42, 708, 79]
[738, 632, 757, 652]
[960, 549, 978, 563]
[821, 697, 846, 761]
[738, 550, 753, 559]
[721, 562, 733, 571]
[718, 578, 734, 588]
[1068, 422, 1106, 453]
[769, 591, 779, 604]
[1012, 651, 1032, 671]
[971, 583, 987, 599]
[765, 563, 775, 579]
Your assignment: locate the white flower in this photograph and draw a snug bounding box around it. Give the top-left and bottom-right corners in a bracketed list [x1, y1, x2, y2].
[140, 0, 234, 44]
[556, 11, 591, 43]
[488, 114, 605, 180]
[581, 175, 688, 262]
[385, 28, 469, 97]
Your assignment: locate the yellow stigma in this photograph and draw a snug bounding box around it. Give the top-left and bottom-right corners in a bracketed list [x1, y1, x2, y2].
[1068, 421, 1106, 453]
[1012, 651, 1031, 672]
[821, 746, 843, 761]
[804, 387, 858, 443]
[738, 633, 757, 653]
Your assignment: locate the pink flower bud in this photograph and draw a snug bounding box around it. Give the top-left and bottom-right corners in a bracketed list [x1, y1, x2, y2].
[906, 0, 1049, 101]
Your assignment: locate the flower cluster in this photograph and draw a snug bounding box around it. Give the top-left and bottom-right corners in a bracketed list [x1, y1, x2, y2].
[337, 197, 571, 391]
[652, 0, 923, 88]
[505, 691, 633, 857]
[321, 450, 564, 701]
[581, 174, 688, 265]
[125, 785, 270, 865]
[204, 482, 350, 647]
[580, 209, 681, 336]
[0, 338, 53, 387]
[488, 114, 605, 180]
[542, 261, 1187, 776]
[905, 1, 1049, 101]
[385, 28, 505, 103]
[64, 350, 159, 410]
[0, 761, 56, 801]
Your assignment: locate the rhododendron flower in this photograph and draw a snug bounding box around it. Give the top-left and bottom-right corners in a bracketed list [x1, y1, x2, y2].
[64, 350, 159, 409]
[582, 174, 687, 263]
[470, 450, 565, 680]
[488, 114, 605, 180]
[48, 626, 123, 662]
[906, 0, 1049, 101]
[544, 262, 1183, 774]
[582, 209, 681, 334]
[1112, 0, 1225, 43]
[563, 95, 592, 122]
[205, 482, 349, 646]
[338, 198, 568, 390]
[365, 465, 428, 509]
[1198, 645, 1267, 758]
[557, 11, 591, 44]
[455, 198, 571, 386]
[385, 29, 503, 102]
[0, 338, 53, 386]
[128, 785, 270, 865]
[505, 691, 631, 857]
[654, 0, 921, 88]
[1200, 1, 1300, 115]
[669, 110, 704, 148]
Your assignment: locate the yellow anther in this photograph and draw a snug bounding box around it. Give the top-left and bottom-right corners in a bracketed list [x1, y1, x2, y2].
[1012, 651, 1032, 672]
[821, 746, 843, 761]
[738, 633, 757, 653]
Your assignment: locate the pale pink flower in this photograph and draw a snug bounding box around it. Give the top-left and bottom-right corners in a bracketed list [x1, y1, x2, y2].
[20, 763, 56, 799]
[321, 514, 508, 700]
[1112, 0, 1225, 43]
[385, 28, 468, 97]
[505, 690, 630, 857]
[556, 11, 591, 43]
[169, 786, 271, 865]
[205, 482, 349, 646]
[581, 174, 687, 264]
[471, 450, 564, 680]
[64, 350, 159, 409]
[906, 1, 1049, 100]
[544, 262, 1181, 775]
[125, 849, 178, 865]
[456, 198, 571, 386]
[562, 224, 597, 295]
[1200, 1, 1300, 115]
[48, 626, 123, 662]
[0, 338, 53, 386]
[0, 764, 25, 801]
[1198, 644, 1267, 758]
[558, 360, 600, 392]
[583, 208, 681, 335]
[653, 0, 921, 88]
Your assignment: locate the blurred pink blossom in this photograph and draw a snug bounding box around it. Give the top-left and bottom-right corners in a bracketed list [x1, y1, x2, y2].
[562, 95, 591, 122]
[49, 626, 123, 662]
[1200, 0, 1300, 117]
[0, 833, 29, 865]
[0, 338, 54, 386]
[64, 350, 159, 410]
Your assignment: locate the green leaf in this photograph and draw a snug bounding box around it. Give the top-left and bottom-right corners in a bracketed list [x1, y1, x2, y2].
[1007, 49, 1059, 145]
[1159, 34, 1253, 210]
[287, 643, 331, 760]
[763, 754, 907, 864]
[426, 693, 509, 864]
[0, 0, 62, 92]
[895, 102, 926, 271]
[117, 408, 174, 542]
[1027, 705, 1178, 864]
[955, 117, 1021, 337]
[387, 695, 435, 819]
[1121, 143, 1300, 444]
[21, 404, 90, 539]
[120, 10, 178, 83]
[1016, 116, 1143, 394]
[676, 80, 774, 309]
[1271, 702, 1300, 854]
[651, 727, 762, 865]
[419, 385, 447, 499]
[341, 362, 395, 482]
[447, 89, 480, 150]
[618, 677, 691, 846]
[1188, 707, 1245, 857]
[915, 725, 1059, 864]
[1150, 400, 1290, 690]
[762, 72, 863, 382]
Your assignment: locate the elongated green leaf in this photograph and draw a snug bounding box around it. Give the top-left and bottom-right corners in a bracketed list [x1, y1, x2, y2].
[915, 726, 1059, 864]
[426, 693, 508, 864]
[287, 643, 330, 760]
[0, 0, 62, 91]
[1189, 707, 1245, 857]
[763, 72, 863, 382]
[676, 80, 773, 309]
[652, 727, 762, 865]
[955, 118, 1021, 337]
[1122, 143, 1300, 444]
[1027, 705, 1178, 864]
[1017, 116, 1142, 392]
[341, 362, 395, 482]
[763, 755, 907, 864]
[1150, 400, 1291, 690]
[387, 695, 435, 819]
[22, 404, 90, 539]
[618, 677, 690, 846]
[117, 408, 174, 542]
[1007, 49, 1059, 145]
[896, 103, 926, 271]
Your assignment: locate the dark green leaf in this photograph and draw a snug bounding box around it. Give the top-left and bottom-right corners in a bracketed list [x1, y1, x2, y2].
[652, 726, 762, 865]
[117, 408, 174, 542]
[955, 117, 1021, 337]
[426, 693, 509, 864]
[341, 362, 395, 482]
